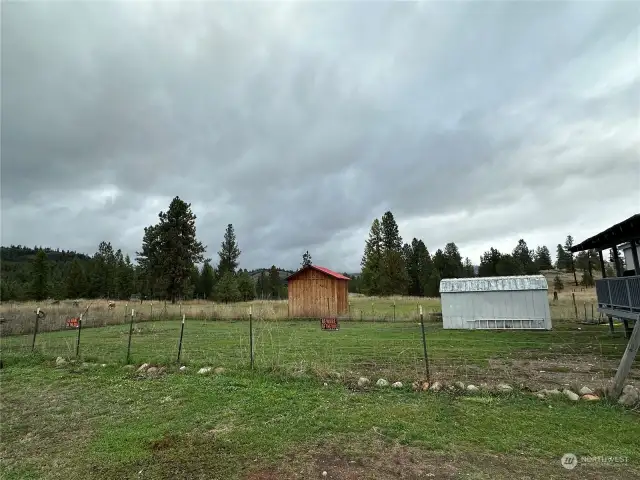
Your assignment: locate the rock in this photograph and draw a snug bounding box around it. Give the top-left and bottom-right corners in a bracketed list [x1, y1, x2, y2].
[55, 356, 67, 366]
[357, 377, 370, 387]
[454, 381, 465, 390]
[179, 366, 187, 372]
[421, 382, 430, 391]
[618, 385, 640, 407]
[136, 363, 150, 373]
[213, 367, 225, 375]
[582, 394, 600, 401]
[322, 472, 327, 478]
[563, 389, 580, 401]
[391, 381, 403, 388]
[323, 382, 328, 387]
[497, 383, 513, 393]
[535, 393, 545, 399]
[411, 381, 420, 391]
[376, 378, 389, 387]
[158, 367, 166, 374]
[466, 384, 479, 392]
[579, 386, 593, 396]
[146, 367, 159, 376]
[542, 388, 561, 396]
[429, 381, 442, 392]
[197, 367, 213, 375]
[100, 364, 107, 368]
[330, 371, 342, 379]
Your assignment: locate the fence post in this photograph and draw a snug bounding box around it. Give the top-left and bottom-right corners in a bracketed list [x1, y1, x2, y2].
[591, 303, 594, 322]
[150, 303, 153, 320]
[572, 293, 578, 319]
[419, 305, 430, 383]
[179, 302, 182, 320]
[393, 301, 396, 322]
[177, 314, 185, 364]
[31, 307, 40, 352]
[249, 306, 254, 369]
[126, 309, 135, 364]
[123, 304, 128, 324]
[76, 313, 83, 358]
[583, 302, 587, 322]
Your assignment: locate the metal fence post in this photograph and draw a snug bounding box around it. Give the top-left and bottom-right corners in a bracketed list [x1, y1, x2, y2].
[393, 302, 396, 322]
[419, 305, 430, 382]
[75, 314, 83, 358]
[126, 309, 135, 364]
[31, 307, 40, 352]
[177, 314, 185, 363]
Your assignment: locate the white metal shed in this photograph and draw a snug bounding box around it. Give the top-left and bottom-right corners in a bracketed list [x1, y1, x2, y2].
[439, 275, 552, 330]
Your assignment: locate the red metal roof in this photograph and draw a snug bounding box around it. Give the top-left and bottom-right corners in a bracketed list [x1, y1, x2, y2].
[286, 265, 351, 281]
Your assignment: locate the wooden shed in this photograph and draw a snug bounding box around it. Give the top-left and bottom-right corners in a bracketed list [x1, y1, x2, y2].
[286, 265, 350, 318]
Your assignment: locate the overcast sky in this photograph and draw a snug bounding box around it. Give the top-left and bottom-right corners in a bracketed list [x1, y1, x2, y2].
[1, 1, 638, 272]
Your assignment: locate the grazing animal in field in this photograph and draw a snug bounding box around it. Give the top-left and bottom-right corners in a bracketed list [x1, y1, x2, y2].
[72, 300, 80, 307]
[108, 301, 116, 310]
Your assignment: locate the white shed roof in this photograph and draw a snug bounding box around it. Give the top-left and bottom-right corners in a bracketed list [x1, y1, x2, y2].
[439, 275, 548, 293]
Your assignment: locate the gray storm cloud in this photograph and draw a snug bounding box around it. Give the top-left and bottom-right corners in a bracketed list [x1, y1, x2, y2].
[1, 1, 638, 271]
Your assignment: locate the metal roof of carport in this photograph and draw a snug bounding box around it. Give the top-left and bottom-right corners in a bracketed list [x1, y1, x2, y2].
[570, 213, 640, 253]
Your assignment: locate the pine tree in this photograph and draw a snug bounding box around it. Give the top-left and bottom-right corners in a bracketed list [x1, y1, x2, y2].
[66, 258, 88, 299]
[553, 274, 564, 291]
[556, 244, 568, 270]
[534, 246, 553, 271]
[256, 270, 268, 299]
[379, 211, 409, 295]
[136, 196, 206, 303]
[360, 218, 383, 295]
[513, 239, 536, 274]
[580, 270, 594, 287]
[237, 271, 256, 301]
[442, 242, 464, 278]
[462, 257, 475, 277]
[218, 224, 241, 276]
[31, 249, 49, 301]
[478, 247, 502, 277]
[268, 265, 281, 299]
[564, 235, 578, 285]
[301, 251, 312, 268]
[199, 261, 215, 299]
[214, 271, 241, 303]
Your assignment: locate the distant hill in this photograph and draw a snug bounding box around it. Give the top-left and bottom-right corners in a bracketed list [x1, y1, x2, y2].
[246, 268, 296, 282]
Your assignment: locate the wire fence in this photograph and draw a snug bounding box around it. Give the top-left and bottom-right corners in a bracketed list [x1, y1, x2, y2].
[2, 308, 635, 392]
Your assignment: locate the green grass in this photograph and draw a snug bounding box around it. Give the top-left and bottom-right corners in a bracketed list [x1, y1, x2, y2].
[1, 362, 639, 480]
[1, 319, 633, 389]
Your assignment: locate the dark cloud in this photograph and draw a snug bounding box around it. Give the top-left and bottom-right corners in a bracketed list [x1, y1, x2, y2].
[2, 1, 638, 271]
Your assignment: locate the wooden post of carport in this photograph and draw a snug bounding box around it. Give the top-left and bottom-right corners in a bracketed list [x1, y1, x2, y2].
[598, 249, 615, 334]
[630, 238, 640, 274]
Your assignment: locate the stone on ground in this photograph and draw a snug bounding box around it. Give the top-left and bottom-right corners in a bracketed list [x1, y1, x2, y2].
[563, 389, 580, 401]
[582, 394, 600, 401]
[429, 381, 442, 392]
[421, 382, 430, 391]
[579, 386, 593, 396]
[55, 356, 67, 366]
[466, 384, 479, 392]
[146, 367, 159, 376]
[454, 381, 465, 390]
[357, 377, 370, 387]
[618, 385, 640, 407]
[136, 363, 150, 373]
[376, 378, 389, 387]
[392, 381, 403, 388]
[542, 388, 561, 396]
[197, 366, 213, 375]
[214, 367, 225, 374]
[179, 365, 187, 372]
[497, 383, 513, 393]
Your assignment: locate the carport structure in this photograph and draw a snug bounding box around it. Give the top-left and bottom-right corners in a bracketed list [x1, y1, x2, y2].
[570, 213, 640, 398]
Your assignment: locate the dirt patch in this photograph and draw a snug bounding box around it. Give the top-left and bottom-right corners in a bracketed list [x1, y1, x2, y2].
[150, 433, 178, 451]
[243, 439, 640, 480]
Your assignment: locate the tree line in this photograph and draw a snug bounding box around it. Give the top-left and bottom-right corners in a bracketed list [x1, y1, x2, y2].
[353, 211, 617, 297]
[1, 198, 623, 302]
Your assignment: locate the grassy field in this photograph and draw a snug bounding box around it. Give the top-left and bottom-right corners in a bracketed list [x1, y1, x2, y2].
[1, 360, 639, 480]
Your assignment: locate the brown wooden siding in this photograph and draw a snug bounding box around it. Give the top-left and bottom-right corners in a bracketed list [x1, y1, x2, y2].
[288, 268, 349, 318]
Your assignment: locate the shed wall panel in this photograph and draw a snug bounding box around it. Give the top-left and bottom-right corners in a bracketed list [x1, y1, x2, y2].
[287, 269, 349, 318]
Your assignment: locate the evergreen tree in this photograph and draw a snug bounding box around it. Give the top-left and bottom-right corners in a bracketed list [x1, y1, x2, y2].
[379, 211, 409, 295]
[66, 258, 88, 299]
[553, 274, 564, 291]
[534, 246, 553, 271]
[512, 239, 537, 274]
[442, 242, 464, 278]
[495, 254, 524, 276]
[136, 196, 206, 303]
[256, 270, 268, 299]
[237, 271, 256, 301]
[301, 250, 312, 268]
[564, 235, 578, 285]
[360, 218, 383, 295]
[199, 261, 215, 299]
[432, 249, 447, 279]
[31, 249, 49, 301]
[268, 265, 282, 299]
[218, 223, 241, 276]
[405, 238, 434, 296]
[425, 268, 441, 297]
[214, 271, 241, 303]
[462, 257, 475, 277]
[556, 244, 569, 270]
[581, 270, 595, 287]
